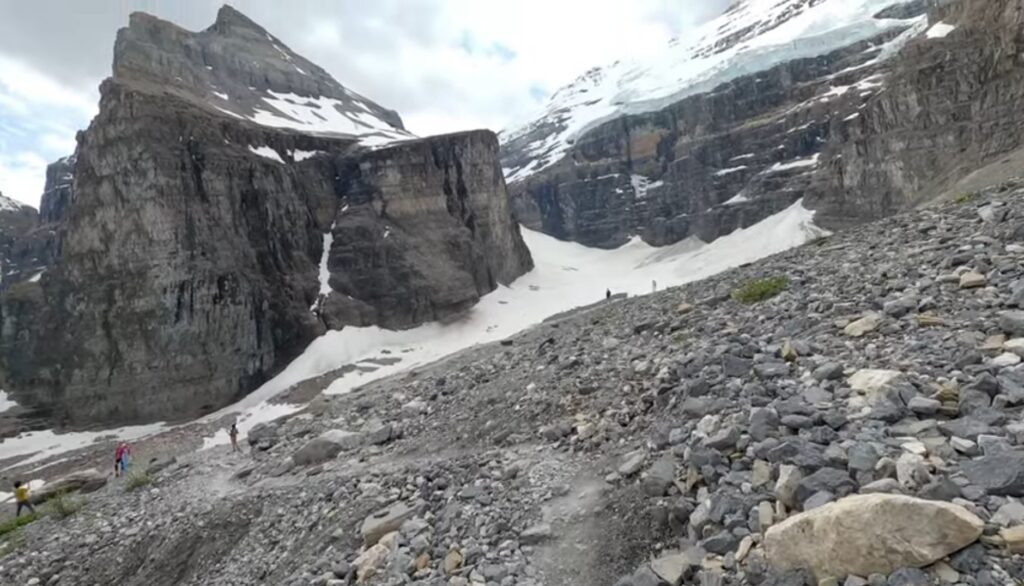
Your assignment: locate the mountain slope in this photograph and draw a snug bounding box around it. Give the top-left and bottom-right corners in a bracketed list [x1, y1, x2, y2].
[501, 0, 1024, 250]
[1, 173, 1022, 586]
[502, 0, 925, 183]
[0, 6, 531, 428]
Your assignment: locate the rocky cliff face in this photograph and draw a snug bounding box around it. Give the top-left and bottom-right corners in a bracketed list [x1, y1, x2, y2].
[0, 6, 531, 427]
[502, 0, 1024, 248]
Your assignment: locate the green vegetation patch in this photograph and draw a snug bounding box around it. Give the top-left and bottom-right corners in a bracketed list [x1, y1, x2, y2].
[732, 276, 790, 304]
[124, 470, 152, 492]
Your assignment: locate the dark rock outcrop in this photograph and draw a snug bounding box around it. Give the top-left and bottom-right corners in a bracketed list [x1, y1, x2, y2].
[0, 6, 531, 427]
[502, 0, 1024, 249]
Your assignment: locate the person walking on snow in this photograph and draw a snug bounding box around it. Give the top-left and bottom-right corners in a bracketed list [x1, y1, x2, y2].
[12, 480, 35, 517]
[229, 423, 240, 453]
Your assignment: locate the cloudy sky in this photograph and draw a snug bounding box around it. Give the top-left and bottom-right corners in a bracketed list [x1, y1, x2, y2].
[0, 0, 729, 207]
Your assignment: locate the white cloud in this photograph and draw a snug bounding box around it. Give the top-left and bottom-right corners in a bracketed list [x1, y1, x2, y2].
[0, 152, 48, 207]
[0, 55, 97, 117]
[0, 56, 93, 206]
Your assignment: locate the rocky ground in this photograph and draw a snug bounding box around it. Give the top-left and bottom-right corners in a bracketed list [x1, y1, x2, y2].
[2, 182, 1024, 586]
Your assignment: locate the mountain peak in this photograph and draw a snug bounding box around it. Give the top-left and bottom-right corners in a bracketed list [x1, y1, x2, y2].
[211, 4, 270, 36]
[111, 5, 411, 144]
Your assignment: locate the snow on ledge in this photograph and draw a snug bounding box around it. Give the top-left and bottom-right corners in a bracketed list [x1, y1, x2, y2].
[925, 22, 956, 39]
[715, 166, 749, 177]
[248, 145, 285, 164]
[768, 153, 821, 173]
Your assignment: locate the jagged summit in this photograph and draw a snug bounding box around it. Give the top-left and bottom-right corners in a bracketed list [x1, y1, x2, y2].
[113, 5, 411, 146]
[210, 4, 268, 34]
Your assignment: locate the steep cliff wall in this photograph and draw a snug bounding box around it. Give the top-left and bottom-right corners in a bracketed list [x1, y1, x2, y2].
[0, 7, 531, 427]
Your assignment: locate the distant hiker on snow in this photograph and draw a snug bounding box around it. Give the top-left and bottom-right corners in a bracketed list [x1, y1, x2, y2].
[13, 480, 35, 517]
[229, 423, 240, 453]
[114, 442, 132, 477]
[606, 289, 611, 300]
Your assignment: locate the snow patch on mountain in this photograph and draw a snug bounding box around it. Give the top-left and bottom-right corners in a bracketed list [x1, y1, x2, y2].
[503, 0, 925, 182]
[246, 91, 415, 146]
[926, 22, 956, 39]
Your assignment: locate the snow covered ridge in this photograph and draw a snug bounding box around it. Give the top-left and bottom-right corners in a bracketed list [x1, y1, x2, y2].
[502, 0, 926, 183]
[0, 193, 27, 213]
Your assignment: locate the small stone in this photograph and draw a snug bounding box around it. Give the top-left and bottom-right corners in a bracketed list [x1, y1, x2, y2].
[758, 501, 775, 530]
[618, 450, 647, 477]
[520, 523, 552, 545]
[845, 314, 882, 337]
[928, 561, 959, 584]
[360, 502, 415, 547]
[992, 352, 1022, 367]
[803, 490, 835, 510]
[959, 272, 987, 289]
[775, 465, 803, 508]
[812, 362, 844, 381]
[999, 310, 1024, 337]
[705, 426, 740, 451]
[444, 550, 464, 575]
[642, 457, 676, 497]
[650, 551, 692, 586]
[751, 460, 772, 487]
[990, 501, 1024, 527]
[1001, 525, 1024, 553]
[1004, 338, 1024, 357]
[950, 437, 978, 456]
[886, 567, 929, 586]
[961, 452, 1024, 496]
[781, 340, 798, 362]
[907, 397, 940, 416]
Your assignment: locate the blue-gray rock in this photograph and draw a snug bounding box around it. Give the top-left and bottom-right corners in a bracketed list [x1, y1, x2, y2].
[847, 443, 881, 473]
[749, 407, 780, 441]
[705, 426, 740, 451]
[796, 468, 857, 504]
[812, 362, 844, 381]
[755, 362, 791, 379]
[886, 567, 929, 586]
[722, 354, 752, 377]
[907, 396, 940, 416]
[803, 490, 835, 510]
[702, 531, 740, 555]
[916, 477, 961, 501]
[938, 418, 999, 440]
[961, 452, 1024, 496]
[767, 439, 828, 470]
[999, 311, 1024, 337]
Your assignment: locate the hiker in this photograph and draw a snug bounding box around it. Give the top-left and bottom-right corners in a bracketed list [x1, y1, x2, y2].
[114, 442, 132, 477]
[229, 423, 240, 453]
[652, 279, 657, 293]
[606, 289, 611, 300]
[12, 480, 35, 517]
